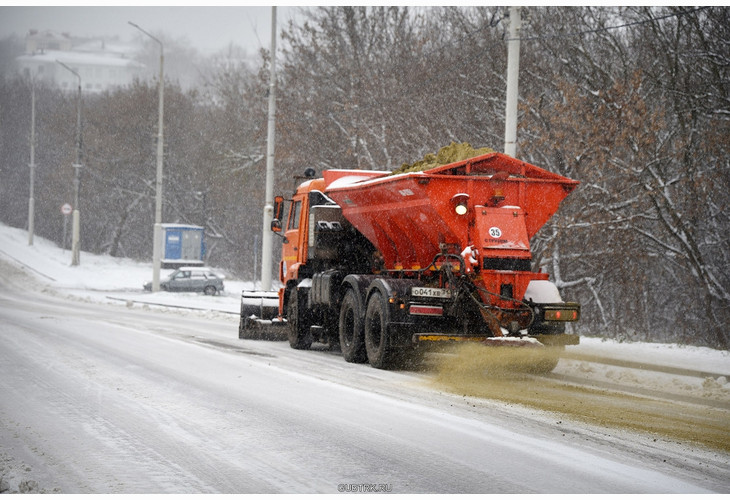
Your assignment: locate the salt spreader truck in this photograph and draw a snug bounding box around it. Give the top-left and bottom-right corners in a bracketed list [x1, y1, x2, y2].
[239, 152, 580, 370]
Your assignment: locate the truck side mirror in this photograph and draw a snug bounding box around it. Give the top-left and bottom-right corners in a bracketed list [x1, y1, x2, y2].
[273, 195, 284, 221]
[270, 219, 289, 243]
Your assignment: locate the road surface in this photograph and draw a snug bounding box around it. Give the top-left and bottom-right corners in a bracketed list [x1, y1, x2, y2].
[0, 262, 728, 493]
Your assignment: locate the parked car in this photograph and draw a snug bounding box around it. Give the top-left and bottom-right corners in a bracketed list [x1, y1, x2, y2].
[143, 267, 224, 295]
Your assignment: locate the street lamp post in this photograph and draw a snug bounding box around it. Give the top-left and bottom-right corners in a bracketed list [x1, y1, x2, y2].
[503, 6, 522, 158]
[129, 21, 164, 292]
[57, 60, 83, 266]
[28, 77, 36, 246]
[260, 6, 277, 291]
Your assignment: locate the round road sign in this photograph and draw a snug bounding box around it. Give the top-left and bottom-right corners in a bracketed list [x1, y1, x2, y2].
[61, 203, 72, 215]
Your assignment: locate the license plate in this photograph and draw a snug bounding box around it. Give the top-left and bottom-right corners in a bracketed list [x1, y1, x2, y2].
[411, 287, 452, 299]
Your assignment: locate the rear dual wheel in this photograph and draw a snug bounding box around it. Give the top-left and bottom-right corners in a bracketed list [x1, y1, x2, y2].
[364, 290, 401, 369]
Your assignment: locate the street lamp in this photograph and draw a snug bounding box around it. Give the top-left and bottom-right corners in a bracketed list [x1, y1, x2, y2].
[129, 21, 164, 292]
[56, 60, 83, 266]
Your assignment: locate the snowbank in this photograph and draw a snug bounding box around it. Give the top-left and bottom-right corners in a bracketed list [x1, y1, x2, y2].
[0, 223, 251, 314]
[1, 222, 728, 376]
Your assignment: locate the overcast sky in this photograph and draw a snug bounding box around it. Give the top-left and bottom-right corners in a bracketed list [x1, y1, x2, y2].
[0, 5, 304, 55]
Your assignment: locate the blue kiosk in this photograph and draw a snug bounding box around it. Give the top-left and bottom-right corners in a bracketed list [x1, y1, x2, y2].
[160, 224, 205, 268]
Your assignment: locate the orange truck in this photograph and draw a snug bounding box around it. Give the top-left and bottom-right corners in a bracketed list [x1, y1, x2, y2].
[239, 152, 580, 370]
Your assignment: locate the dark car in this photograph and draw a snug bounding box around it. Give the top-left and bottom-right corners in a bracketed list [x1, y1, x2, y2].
[144, 267, 224, 295]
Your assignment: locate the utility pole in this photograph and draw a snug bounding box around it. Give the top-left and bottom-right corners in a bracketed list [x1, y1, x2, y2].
[57, 60, 83, 266]
[130, 21, 165, 292]
[260, 6, 277, 292]
[28, 78, 36, 246]
[504, 6, 522, 158]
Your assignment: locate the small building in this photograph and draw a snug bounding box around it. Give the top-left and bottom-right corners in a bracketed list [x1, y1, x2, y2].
[16, 30, 144, 94]
[160, 224, 205, 268]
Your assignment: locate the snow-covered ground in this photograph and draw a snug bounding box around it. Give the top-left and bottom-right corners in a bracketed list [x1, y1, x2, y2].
[1, 222, 729, 494]
[3, 222, 729, 417]
[0, 223, 249, 314]
[2, 223, 728, 375]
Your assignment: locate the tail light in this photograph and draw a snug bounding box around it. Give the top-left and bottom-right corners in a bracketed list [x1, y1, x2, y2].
[543, 306, 580, 321]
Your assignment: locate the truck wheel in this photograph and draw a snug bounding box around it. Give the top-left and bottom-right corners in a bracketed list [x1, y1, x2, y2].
[364, 290, 399, 369]
[287, 289, 312, 350]
[339, 288, 367, 363]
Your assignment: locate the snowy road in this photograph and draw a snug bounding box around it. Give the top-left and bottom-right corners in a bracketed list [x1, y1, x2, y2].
[1, 273, 729, 493]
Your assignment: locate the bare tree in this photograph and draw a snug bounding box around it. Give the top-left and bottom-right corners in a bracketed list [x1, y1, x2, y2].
[1, 7, 727, 346]
[519, 7, 729, 347]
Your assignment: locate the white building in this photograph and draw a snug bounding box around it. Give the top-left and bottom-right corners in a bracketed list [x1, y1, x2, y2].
[16, 30, 144, 93]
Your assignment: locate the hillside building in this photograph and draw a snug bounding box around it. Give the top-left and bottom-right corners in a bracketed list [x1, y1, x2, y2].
[16, 29, 144, 93]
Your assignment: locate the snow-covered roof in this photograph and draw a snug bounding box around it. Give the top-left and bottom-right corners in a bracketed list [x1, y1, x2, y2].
[25, 29, 72, 42]
[72, 39, 138, 55]
[17, 50, 144, 69]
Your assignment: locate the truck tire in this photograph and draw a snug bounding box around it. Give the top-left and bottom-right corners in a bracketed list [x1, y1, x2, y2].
[287, 289, 312, 350]
[339, 288, 367, 363]
[364, 290, 400, 369]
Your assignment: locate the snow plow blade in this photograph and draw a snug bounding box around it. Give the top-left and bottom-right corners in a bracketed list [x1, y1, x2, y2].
[238, 291, 288, 341]
[239, 316, 288, 341]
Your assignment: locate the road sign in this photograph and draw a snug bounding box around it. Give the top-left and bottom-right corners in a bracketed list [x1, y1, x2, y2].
[61, 203, 72, 215]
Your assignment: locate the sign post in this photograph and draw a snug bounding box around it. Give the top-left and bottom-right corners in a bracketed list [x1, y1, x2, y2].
[61, 203, 72, 251]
